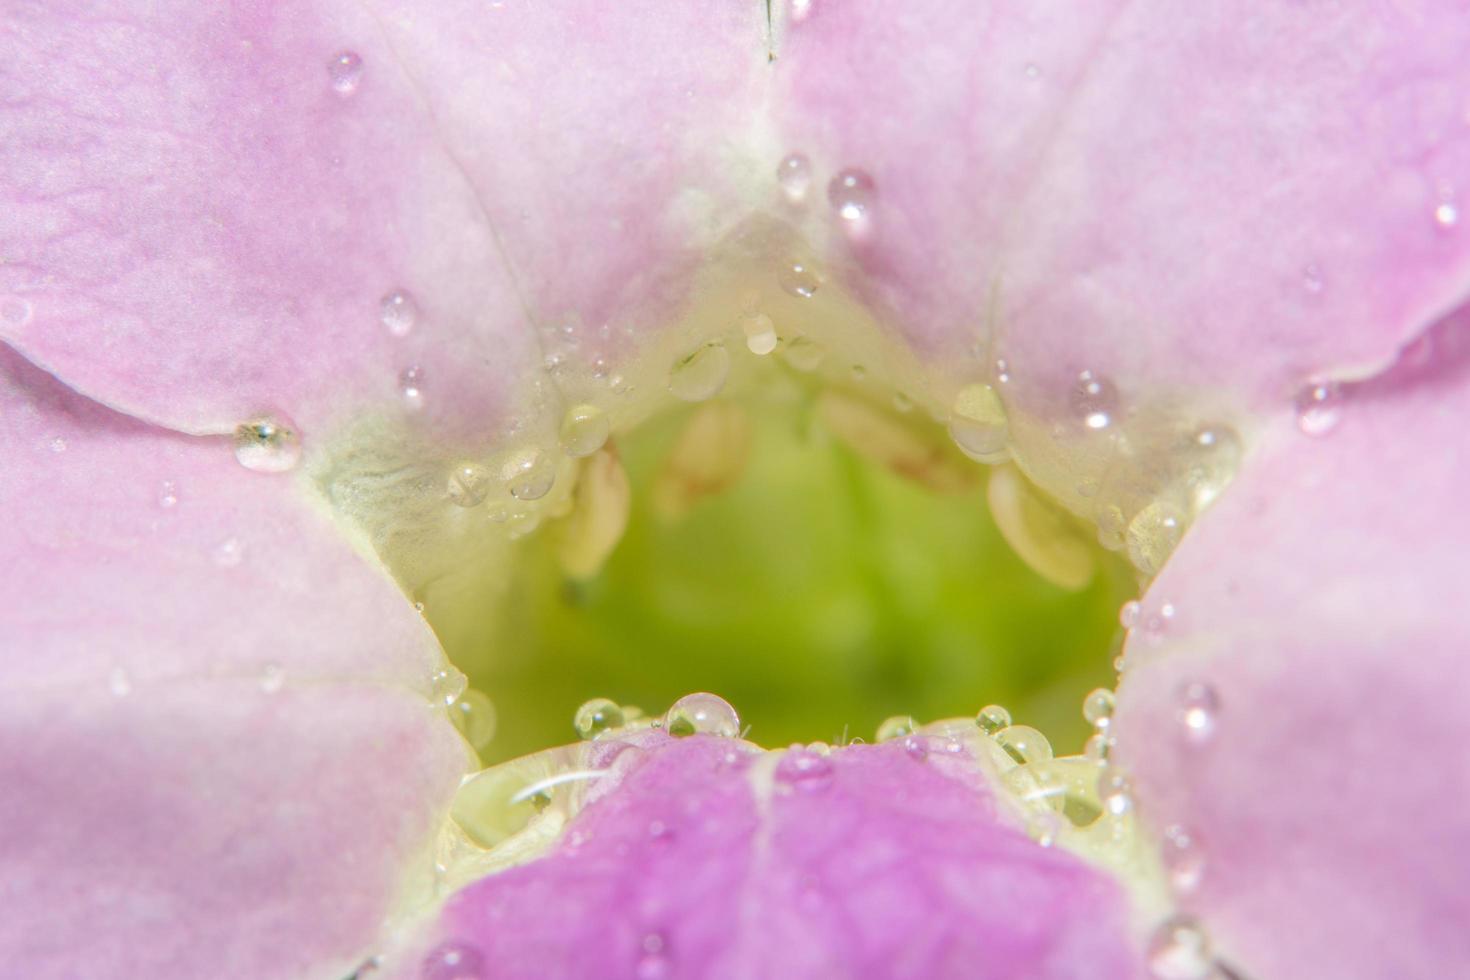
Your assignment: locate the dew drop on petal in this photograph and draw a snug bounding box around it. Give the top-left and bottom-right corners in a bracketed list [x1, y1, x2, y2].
[740, 312, 779, 356]
[902, 734, 929, 760]
[1070, 370, 1119, 430]
[1301, 263, 1325, 294]
[446, 462, 491, 508]
[948, 382, 1009, 463]
[1127, 501, 1187, 575]
[398, 365, 425, 412]
[776, 152, 812, 204]
[450, 689, 497, 750]
[668, 342, 731, 402]
[1097, 767, 1133, 818]
[157, 480, 180, 509]
[1295, 379, 1343, 436]
[421, 940, 486, 980]
[635, 933, 671, 980]
[380, 289, 418, 337]
[664, 692, 740, 738]
[1176, 680, 1220, 745]
[233, 416, 302, 473]
[1147, 916, 1214, 980]
[1082, 688, 1116, 729]
[1084, 732, 1115, 763]
[976, 703, 1011, 735]
[212, 536, 244, 568]
[573, 697, 626, 740]
[328, 50, 363, 96]
[827, 168, 876, 239]
[560, 403, 610, 458]
[1161, 823, 1206, 894]
[995, 725, 1053, 765]
[1119, 599, 1141, 630]
[0, 295, 33, 325]
[108, 666, 132, 697]
[431, 666, 467, 709]
[1435, 201, 1460, 229]
[774, 747, 834, 792]
[778, 259, 821, 299]
[502, 447, 556, 501]
[875, 714, 916, 742]
[260, 663, 284, 693]
[782, 335, 825, 372]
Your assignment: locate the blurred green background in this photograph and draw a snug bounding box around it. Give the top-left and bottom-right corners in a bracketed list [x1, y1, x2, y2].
[463, 392, 1133, 764]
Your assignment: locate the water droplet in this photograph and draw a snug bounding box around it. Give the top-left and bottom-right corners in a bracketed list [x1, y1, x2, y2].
[421, 940, 485, 980]
[1146, 916, 1214, 980]
[948, 382, 1009, 463]
[398, 365, 425, 412]
[994, 358, 1012, 384]
[849, 364, 867, 382]
[902, 734, 930, 760]
[782, 335, 825, 372]
[667, 342, 731, 401]
[212, 536, 244, 568]
[891, 392, 913, 413]
[995, 725, 1053, 765]
[1070, 370, 1119, 430]
[775, 747, 834, 792]
[1096, 504, 1127, 550]
[778, 258, 821, 299]
[1435, 201, 1460, 229]
[1176, 680, 1219, 744]
[379, 289, 418, 336]
[1301, 263, 1325, 294]
[108, 666, 132, 697]
[450, 688, 497, 750]
[1295, 379, 1342, 436]
[1084, 732, 1115, 762]
[740, 312, 778, 355]
[328, 50, 364, 96]
[157, 480, 180, 509]
[573, 697, 626, 739]
[1024, 62, 1041, 79]
[635, 933, 671, 980]
[976, 704, 1011, 735]
[233, 416, 302, 473]
[431, 666, 467, 708]
[875, 715, 916, 742]
[1161, 823, 1205, 894]
[1077, 477, 1100, 498]
[663, 692, 740, 738]
[789, 0, 814, 23]
[560, 403, 610, 458]
[1127, 501, 1186, 575]
[1119, 599, 1141, 629]
[446, 462, 491, 507]
[1027, 808, 1063, 847]
[776, 152, 812, 204]
[1083, 688, 1116, 728]
[502, 446, 556, 500]
[1097, 767, 1133, 817]
[47, 436, 66, 453]
[260, 663, 284, 693]
[1181, 424, 1243, 512]
[0, 295, 33, 325]
[827, 168, 876, 239]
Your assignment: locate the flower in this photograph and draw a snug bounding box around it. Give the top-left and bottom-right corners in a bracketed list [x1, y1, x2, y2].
[2, 1, 1469, 978]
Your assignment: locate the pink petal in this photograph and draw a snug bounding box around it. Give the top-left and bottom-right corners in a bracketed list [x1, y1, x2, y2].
[774, 0, 1470, 406]
[411, 735, 1138, 979]
[1112, 306, 1470, 978]
[0, 350, 469, 978]
[0, 0, 767, 440]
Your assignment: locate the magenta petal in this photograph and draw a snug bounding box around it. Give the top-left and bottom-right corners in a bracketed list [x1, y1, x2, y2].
[1112, 309, 1470, 977]
[418, 736, 1137, 979]
[776, 0, 1470, 403]
[0, 351, 468, 978]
